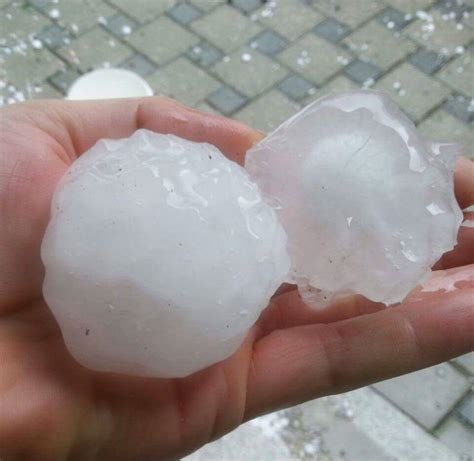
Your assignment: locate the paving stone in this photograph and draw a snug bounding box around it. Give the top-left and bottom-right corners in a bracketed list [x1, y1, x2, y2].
[230, 0, 262, 15]
[408, 47, 448, 74]
[250, 30, 289, 56]
[418, 108, 474, 158]
[58, 26, 133, 72]
[315, 0, 386, 28]
[194, 100, 221, 116]
[0, 0, 11, 8]
[443, 93, 474, 122]
[343, 20, 416, 70]
[186, 41, 223, 68]
[404, 10, 474, 57]
[373, 363, 470, 430]
[101, 12, 138, 38]
[436, 415, 474, 460]
[128, 16, 198, 65]
[108, 0, 175, 23]
[33, 0, 117, 34]
[278, 73, 316, 101]
[457, 392, 474, 426]
[212, 47, 288, 98]
[148, 57, 219, 106]
[189, 0, 225, 12]
[302, 74, 358, 105]
[453, 352, 474, 375]
[191, 5, 261, 53]
[313, 17, 351, 43]
[36, 24, 72, 49]
[119, 53, 157, 77]
[278, 33, 351, 85]
[384, 0, 436, 14]
[0, 4, 50, 43]
[48, 68, 81, 94]
[437, 52, 473, 96]
[377, 6, 414, 30]
[434, 0, 472, 21]
[375, 62, 450, 121]
[206, 86, 248, 115]
[255, 0, 323, 41]
[167, 2, 202, 25]
[28, 81, 63, 99]
[344, 59, 383, 85]
[234, 89, 300, 132]
[1, 45, 64, 88]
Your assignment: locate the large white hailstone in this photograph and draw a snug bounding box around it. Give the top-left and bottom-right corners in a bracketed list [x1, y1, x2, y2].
[42, 130, 290, 377]
[245, 90, 463, 306]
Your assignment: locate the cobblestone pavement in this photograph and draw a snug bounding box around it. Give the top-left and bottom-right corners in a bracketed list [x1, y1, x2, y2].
[1, 1, 473, 460]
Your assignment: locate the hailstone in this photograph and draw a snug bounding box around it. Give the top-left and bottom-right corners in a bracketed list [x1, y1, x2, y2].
[41, 130, 290, 377]
[245, 90, 463, 306]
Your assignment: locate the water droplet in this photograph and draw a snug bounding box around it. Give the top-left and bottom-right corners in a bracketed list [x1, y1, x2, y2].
[121, 25, 132, 36]
[346, 216, 353, 227]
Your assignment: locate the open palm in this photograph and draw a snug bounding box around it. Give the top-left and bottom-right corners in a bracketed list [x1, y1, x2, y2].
[0, 97, 473, 461]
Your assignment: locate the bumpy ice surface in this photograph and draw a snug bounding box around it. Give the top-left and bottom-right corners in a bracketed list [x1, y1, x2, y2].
[245, 90, 463, 305]
[42, 130, 290, 377]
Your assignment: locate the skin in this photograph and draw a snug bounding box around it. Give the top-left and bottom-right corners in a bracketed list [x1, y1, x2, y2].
[0, 97, 473, 461]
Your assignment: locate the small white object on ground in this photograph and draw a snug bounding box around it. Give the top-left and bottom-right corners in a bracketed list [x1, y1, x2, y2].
[245, 90, 463, 306]
[41, 130, 289, 377]
[67, 68, 153, 100]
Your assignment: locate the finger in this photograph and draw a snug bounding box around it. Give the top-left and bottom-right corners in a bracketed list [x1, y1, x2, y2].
[434, 212, 474, 270]
[16, 97, 262, 165]
[454, 157, 474, 209]
[245, 264, 474, 419]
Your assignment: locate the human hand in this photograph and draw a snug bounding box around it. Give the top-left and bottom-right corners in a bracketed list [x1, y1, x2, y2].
[0, 97, 472, 461]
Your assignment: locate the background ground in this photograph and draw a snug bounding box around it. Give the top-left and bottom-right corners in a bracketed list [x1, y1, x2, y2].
[0, 1, 473, 460]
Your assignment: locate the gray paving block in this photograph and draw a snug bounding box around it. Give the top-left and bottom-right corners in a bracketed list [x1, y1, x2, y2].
[278, 33, 351, 85]
[344, 59, 383, 85]
[457, 392, 474, 426]
[234, 90, 300, 132]
[436, 415, 474, 460]
[409, 48, 448, 75]
[343, 20, 416, 71]
[373, 363, 470, 430]
[36, 23, 72, 49]
[186, 41, 223, 68]
[377, 6, 413, 31]
[250, 30, 289, 56]
[108, 0, 175, 23]
[48, 68, 81, 94]
[101, 12, 138, 38]
[119, 54, 157, 77]
[434, 0, 472, 21]
[0, 3, 51, 42]
[191, 5, 262, 53]
[256, 0, 324, 41]
[58, 26, 133, 72]
[453, 353, 474, 375]
[207, 86, 247, 115]
[148, 57, 219, 106]
[128, 16, 199, 65]
[278, 73, 316, 101]
[167, 3, 202, 25]
[313, 17, 351, 43]
[437, 52, 473, 97]
[230, 0, 262, 14]
[443, 94, 474, 123]
[315, 0, 385, 27]
[212, 47, 288, 98]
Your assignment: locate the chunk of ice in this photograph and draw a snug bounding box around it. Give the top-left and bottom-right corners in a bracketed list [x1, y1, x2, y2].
[245, 90, 463, 306]
[41, 130, 290, 377]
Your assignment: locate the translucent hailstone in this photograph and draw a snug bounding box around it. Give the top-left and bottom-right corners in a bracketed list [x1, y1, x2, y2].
[245, 90, 463, 306]
[41, 130, 290, 377]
